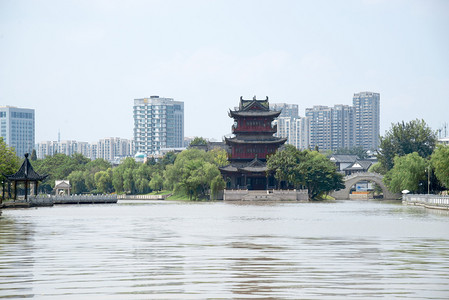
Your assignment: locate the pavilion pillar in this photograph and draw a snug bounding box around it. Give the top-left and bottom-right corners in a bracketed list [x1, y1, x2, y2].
[24, 180, 28, 201]
[13, 181, 17, 201]
[35, 181, 39, 196]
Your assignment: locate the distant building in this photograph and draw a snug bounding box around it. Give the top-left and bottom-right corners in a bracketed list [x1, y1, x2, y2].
[36, 138, 133, 162]
[271, 103, 299, 119]
[133, 96, 184, 156]
[0, 106, 35, 157]
[305, 104, 356, 151]
[353, 92, 380, 150]
[271, 103, 310, 150]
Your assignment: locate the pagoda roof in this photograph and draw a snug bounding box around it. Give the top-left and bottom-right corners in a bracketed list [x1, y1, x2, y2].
[229, 109, 281, 118]
[239, 96, 269, 111]
[219, 157, 267, 173]
[5, 153, 48, 181]
[225, 136, 287, 145]
[343, 160, 373, 172]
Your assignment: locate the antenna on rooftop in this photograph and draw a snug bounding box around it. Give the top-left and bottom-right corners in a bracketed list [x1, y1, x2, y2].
[58, 129, 61, 143]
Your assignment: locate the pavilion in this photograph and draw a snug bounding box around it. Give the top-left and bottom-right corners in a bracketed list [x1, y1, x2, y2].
[4, 153, 47, 201]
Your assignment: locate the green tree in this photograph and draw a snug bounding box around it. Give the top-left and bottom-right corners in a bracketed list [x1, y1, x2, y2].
[266, 145, 303, 188]
[94, 169, 113, 194]
[378, 119, 437, 171]
[33, 153, 89, 191]
[83, 158, 111, 192]
[165, 148, 222, 200]
[384, 152, 427, 193]
[0, 137, 20, 184]
[189, 137, 208, 146]
[133, 163, 152, 194]
[298, 150, 345, 199]
[67, 170, 88, 194]
[149, 173, 164, 192]
[431, 144, 449, 189]
[210, 175, 225, 200]
[208, 148, 229, 167]
[30, 149, 37, 161]
[267, 146, 344, 199]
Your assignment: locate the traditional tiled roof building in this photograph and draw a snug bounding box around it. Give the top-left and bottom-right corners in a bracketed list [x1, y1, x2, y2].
[4, 153, 47, 201]
[220, 96, 286, 190]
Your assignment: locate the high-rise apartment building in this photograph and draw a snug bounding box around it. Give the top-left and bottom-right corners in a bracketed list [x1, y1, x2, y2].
[305, 104, 355, 151]
[0, 106, 35, 157]
[133, 96, 184, 156]
[36, 138, 133, 162]
[271, 103, 299, 119]
[353, 92, 380, 150]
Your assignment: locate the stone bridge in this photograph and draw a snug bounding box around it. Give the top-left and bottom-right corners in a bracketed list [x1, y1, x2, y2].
[331, 172, 401, 200]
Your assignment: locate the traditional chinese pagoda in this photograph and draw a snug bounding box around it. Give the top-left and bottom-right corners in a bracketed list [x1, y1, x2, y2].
[220, 96, 287, 190]
[4, 153, 47, 201]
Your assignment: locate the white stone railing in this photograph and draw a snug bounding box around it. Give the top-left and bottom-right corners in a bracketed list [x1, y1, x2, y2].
[402, 194, 449, 210]
[117, 194, 171, 200]
[29, 194, 118, 204]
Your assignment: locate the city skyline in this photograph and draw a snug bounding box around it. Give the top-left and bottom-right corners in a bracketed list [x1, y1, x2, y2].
[1, 0, 448, 143]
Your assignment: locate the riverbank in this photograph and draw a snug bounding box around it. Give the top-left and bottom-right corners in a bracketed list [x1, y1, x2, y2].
[402, 194, 449, 210]
[1, 194, 118, 208]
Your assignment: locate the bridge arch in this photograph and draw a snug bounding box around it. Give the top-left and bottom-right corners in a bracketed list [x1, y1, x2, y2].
[331, 172, 400, 200]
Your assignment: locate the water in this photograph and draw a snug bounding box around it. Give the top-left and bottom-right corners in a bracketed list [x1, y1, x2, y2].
[1, 200, 448, 299]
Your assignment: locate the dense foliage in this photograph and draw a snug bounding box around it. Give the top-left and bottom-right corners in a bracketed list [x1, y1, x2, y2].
[378, 119, 436, 172]
[431, 145, 449, 189]
[267, 145, 344, 200]
[383, 152, 427, 193]
[0, 137, 20, 183]
[164, 148, 226, 200]
[24, 147, 227, 200]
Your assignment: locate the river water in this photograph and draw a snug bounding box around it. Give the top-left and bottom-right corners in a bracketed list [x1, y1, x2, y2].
[1, 200, 448, 299]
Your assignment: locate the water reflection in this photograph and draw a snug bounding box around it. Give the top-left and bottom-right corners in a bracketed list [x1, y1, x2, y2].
[0, 201, 448, 299]
[0, 215, 35, 298]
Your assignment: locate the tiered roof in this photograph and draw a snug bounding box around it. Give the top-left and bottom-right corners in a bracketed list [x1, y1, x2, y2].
[5, 153, 47, 181]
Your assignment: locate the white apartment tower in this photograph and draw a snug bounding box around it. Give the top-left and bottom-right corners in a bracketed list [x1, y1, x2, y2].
[0, 106, 35, 157]
[133, 96, 184, 156]
[353, 92, 380, 150]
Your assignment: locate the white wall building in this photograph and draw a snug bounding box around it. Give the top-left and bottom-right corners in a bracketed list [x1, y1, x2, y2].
[133, 96, 184, 156]
[0, 106, 35, 157]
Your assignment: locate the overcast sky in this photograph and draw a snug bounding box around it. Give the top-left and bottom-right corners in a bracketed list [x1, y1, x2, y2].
[1, 0, 448, 143]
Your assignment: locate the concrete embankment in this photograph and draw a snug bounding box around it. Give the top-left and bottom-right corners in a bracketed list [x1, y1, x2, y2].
[1, 195, 118, 208]
[402, 194, 449, 210]
[223, 189, 309, 201]
[117, 194, 172, 200]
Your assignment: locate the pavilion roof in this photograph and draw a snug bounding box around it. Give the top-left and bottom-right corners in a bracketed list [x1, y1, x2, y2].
[5, 153, 48, 181]
[225, 136, 287, 145]
[219, 157, 267, 174]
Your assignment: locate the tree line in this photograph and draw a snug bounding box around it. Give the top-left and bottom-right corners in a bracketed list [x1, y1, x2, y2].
[372, 119, 449, 194]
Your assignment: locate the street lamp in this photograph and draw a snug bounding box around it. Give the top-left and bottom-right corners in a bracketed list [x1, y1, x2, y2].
[426, 165, 430, 195]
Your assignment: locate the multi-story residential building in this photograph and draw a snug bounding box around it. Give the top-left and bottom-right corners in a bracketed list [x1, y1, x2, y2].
[271, 103, 299, 119]
[305, 104, 356, 152]
[271, 103, 311, 150]
[133, 96, 184, 156]
[306, 105, 332, 151]
[36, 138, 133, 162]
[0, 106, 35, 157]
[353, 92, 380, 150]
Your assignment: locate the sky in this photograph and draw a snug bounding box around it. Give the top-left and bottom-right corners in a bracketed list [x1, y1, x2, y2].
[1, 0, 448, 143]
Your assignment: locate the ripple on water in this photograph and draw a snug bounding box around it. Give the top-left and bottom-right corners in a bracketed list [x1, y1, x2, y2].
[0, 201, 448, 299]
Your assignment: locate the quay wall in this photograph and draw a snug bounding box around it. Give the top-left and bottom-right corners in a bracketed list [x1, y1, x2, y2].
[31, 194, 117, 205]
[117, 194, 171, 200]
[402, 194, 449, 210]
[224, 189, 308, 201]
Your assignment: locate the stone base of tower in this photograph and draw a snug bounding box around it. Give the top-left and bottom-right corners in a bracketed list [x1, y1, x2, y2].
[223, 189, 308, 201]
